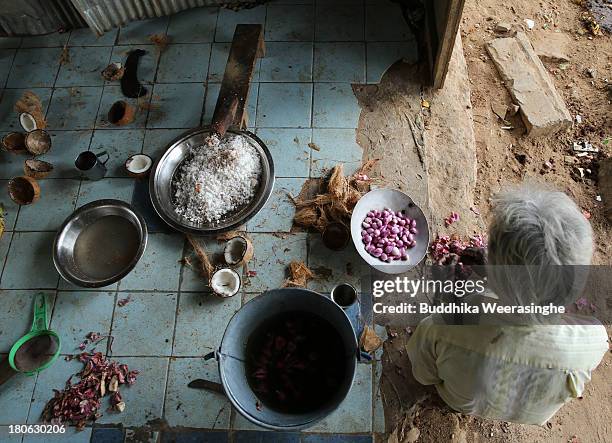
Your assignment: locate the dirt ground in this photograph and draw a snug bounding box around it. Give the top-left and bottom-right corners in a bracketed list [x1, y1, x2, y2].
[376, 0, 611, 442]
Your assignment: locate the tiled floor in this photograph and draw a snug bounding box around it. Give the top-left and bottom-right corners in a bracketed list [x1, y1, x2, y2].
[0, 1, 417, 441]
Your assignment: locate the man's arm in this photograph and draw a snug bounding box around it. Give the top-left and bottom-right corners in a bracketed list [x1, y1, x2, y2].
[405, 322, 442, 385]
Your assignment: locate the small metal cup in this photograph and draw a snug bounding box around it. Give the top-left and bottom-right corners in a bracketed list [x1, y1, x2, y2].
[331, 283, 357, 309]
[75, 151, 109, 181]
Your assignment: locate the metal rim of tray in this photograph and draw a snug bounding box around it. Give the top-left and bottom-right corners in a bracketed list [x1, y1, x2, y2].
[53, 199, 148, 288]
[149, 127, 275, 235]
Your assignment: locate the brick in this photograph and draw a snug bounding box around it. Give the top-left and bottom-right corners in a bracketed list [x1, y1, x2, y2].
[486, 32, 572, 137]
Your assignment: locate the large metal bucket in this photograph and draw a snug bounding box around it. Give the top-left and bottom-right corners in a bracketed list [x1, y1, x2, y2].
[212, 288, 358, 430]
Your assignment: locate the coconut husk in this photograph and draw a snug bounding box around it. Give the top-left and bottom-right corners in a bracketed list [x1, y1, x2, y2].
[284, 261, 314, 287]
[359, 325, 383, 352]
[186, 235, 214, 278]
[328, 164, 349, 201]
[149, 33, 170, 53]
[14, 91, 47, 129]
[0, 204, 5, 239]
[59, 44, 70, 65]
[216, 230, 241, 242]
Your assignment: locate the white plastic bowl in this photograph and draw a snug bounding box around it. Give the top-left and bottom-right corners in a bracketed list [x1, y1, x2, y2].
[350, 188, 430, 274]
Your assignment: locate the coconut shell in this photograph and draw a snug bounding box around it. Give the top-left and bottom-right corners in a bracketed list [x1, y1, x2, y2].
[8, 176, 40, 205]
[2, 132, 27, 154]
[210, 267, 241, 298]
[24, 159, 54, 179]
[108, 101, 136, 126]
[223, 235, 254, 267]
[25, 129, 51, 156]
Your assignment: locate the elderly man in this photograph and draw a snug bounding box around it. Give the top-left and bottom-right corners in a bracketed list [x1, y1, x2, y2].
[406, 187, 609, 425]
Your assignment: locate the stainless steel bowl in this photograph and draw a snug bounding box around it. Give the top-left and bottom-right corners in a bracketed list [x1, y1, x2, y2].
[149, 127, 275, 235]
[53, 199, 148, 288]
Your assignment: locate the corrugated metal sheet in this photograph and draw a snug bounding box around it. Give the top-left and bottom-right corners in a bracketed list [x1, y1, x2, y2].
[0, 0, 86, 36]
[72, 0, 260, 35]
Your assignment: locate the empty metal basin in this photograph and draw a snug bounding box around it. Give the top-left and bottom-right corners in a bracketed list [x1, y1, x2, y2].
[53, 199, 148, 288]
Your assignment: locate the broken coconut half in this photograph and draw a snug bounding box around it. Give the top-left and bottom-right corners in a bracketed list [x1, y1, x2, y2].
[125, 154, 152, 178]
[2, 132, 27, 154]
[223, 235, 254, 267]
[24, 159, 53, 179]
[25, 129, 52, 156]
[210, 268, 241, 298]
[19, 112, 37, 132]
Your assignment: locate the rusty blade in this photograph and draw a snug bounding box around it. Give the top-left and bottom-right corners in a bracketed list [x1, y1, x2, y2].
[187, 379, 225, 395]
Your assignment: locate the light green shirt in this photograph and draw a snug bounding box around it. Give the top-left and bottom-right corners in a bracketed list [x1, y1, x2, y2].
[405, 315, 609, 425]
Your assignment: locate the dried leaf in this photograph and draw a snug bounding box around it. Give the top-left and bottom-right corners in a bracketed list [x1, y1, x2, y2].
[149, 33, 170, 52]
[359, 326, 383, 352]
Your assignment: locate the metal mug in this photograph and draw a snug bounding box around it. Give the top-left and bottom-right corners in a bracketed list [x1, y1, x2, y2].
[331, 283, 358, 309]
[75, 151, 109, 181]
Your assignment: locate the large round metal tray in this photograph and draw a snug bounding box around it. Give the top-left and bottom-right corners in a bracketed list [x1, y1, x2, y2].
[149, 127, 275, 235]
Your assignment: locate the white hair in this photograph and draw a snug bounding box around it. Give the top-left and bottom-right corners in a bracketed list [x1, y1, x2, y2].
[487, 186, 593, 309]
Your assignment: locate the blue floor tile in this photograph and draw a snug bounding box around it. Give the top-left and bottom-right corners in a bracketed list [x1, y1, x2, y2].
[118, 233, 183, 291]
[131, 178, 171, 234]
[0, 37, 22, 49]
[56, 46, 113, 87]
[315, 3, 364, 42]
[76, 178, 135, 206]
[21, 32, 69, 48]
[0, 49, 16, 87]
[203, 83, 258, 126]
[244, 233, 307, 292]
[69, 28, 118, 47]
[255, 128, 311, 177]
[0, 87, 53, 132]
[49, 291, 115, 353]
[305, 363, 373, 433]
[313, 83, 360, 129]
[259, 42, 313, 82]
[366, 41, 419, 83]
[235, 431, 300, 443]
[0, 368, 36, 424]
[96, 357, 169, 426]
[373, 360, 385, 433]
[365, 1, 414, 41]
[47, 86, 104, 130]
[89, 129, 146, 177]
[91, 427, 125, 443]
[307, 234, 364, 293]
[0, 291, 56, 352]
[208, 43, 260, 83]
[7, 47, 61, 88]
[0, 150, 24, 179]
[147, 83, 206, 129]
[157, 44, 211, 83]
[173, 293, 241, 356]
[256, 83, 312, 128]
[96, 85, 151, 129]
[118, 17, 170, 45]
[164, 357, 231, 428]
[215, 7, 267, 43]
[1, 233, 59, 289]
[0, 180, 20, 230]
[110, 45, 159, 84]
[314, 43, 365, 83]
[311, 128, 362, 176]
[302, 435, 373, 443]
[265, 4, 314, 41]
[43, 130, 94, 178]
[111, 292, 177, 356]
[15, 179, 79, 231]
[143, 128, 186, 160]
[0, 232, 11, 274]
[167, 7, 218, 43]
[0, 426, 23, 442]
[247, 178, 306, 232]
[161, 430, 229, 443]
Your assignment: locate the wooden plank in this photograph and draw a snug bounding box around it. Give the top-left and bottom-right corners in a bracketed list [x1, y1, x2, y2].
[427, 0, 466, 89]
[211, 24, 264, 137]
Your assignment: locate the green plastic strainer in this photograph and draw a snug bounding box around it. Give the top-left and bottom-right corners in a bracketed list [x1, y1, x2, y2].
[8, 294, 61, 375]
